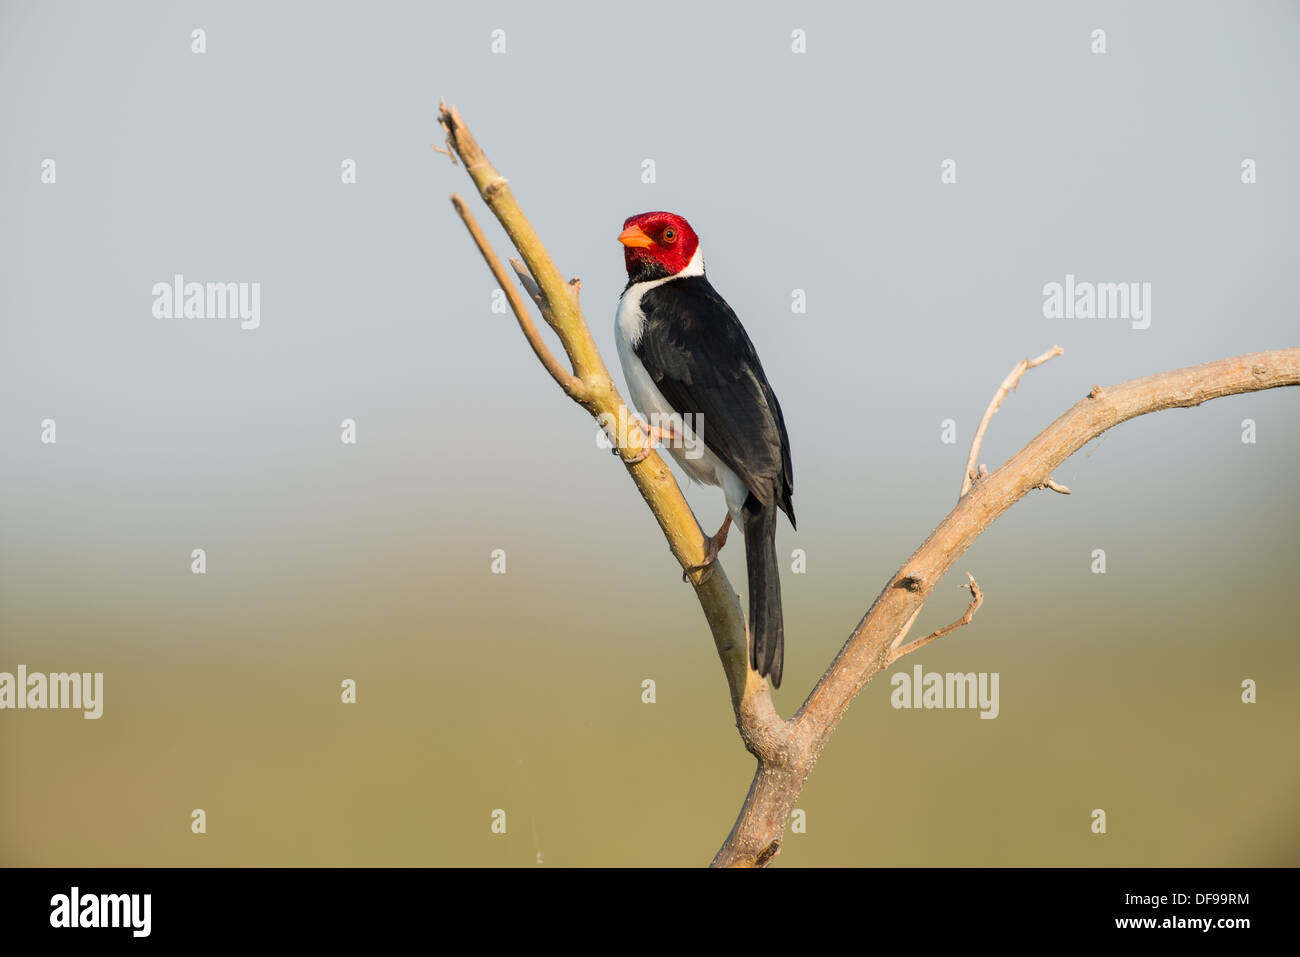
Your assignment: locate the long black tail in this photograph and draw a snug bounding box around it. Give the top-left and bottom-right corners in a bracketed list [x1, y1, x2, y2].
[742, 493, 783, 688]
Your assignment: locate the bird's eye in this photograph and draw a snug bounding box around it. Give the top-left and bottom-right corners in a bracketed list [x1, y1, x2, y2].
[663, 227, 677, 243]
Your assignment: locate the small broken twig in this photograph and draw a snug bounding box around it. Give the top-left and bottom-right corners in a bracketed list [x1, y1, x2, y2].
[450, 195, 584, 399]
[961, 345, 1065, 498]
[888, 573, 984, 663]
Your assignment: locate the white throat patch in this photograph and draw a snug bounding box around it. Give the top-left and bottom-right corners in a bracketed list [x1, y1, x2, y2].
[615, 247, 705, 347]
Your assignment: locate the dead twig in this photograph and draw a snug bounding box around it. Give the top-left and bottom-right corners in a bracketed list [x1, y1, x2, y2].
[961, 345, 1065, 498]
[450, 195, 584, 399]
[888, 574, 984, 663]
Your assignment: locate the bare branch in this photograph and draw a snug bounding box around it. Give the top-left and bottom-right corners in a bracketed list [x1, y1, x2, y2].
[450, 196, 584, 399]
[1036, 477, 1072, 494]
[438, 99, 1300, 871]
[710, 347, 1300, 867]
[888, 574, 983, 664]
[961, 345, 1064, 498]
[439, 101, 784, 739]
[439, 101, 602, 381]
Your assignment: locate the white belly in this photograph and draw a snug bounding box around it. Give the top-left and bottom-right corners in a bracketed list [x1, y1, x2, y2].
[615, 280, 750, 523]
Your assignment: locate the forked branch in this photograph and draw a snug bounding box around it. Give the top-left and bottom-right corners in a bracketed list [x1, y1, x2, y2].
[962, 345, 1064, 498]
[438, 101, 785, 752]
[437, 100, 1300, 869]
[889, 573, 983, 663]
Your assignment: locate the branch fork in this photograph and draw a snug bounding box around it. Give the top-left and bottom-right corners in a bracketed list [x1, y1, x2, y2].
[437, 100, 1300, 868]
[960, 345, 1064, 499]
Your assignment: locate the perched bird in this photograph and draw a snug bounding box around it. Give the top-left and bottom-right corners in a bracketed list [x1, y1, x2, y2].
[614, 211, 795, 687]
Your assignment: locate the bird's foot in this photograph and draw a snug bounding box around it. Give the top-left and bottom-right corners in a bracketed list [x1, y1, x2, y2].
[682, 514, 733, 583]
[624, 416, 679, 465]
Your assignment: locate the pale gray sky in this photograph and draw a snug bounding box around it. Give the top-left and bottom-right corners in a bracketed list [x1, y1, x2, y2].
[2, 0, 1297, 641]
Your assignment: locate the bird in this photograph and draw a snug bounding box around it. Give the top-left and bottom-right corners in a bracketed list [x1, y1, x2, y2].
[614, 211, 795, 687]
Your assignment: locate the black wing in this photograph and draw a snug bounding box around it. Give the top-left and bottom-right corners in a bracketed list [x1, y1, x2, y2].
[634, 275, 795, 524]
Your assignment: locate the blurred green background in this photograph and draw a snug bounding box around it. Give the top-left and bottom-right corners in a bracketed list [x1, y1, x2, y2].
[2, 0, 1297, 865]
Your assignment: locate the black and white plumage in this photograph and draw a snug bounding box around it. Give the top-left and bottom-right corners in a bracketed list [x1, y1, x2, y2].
[614, 211, 795, 687]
